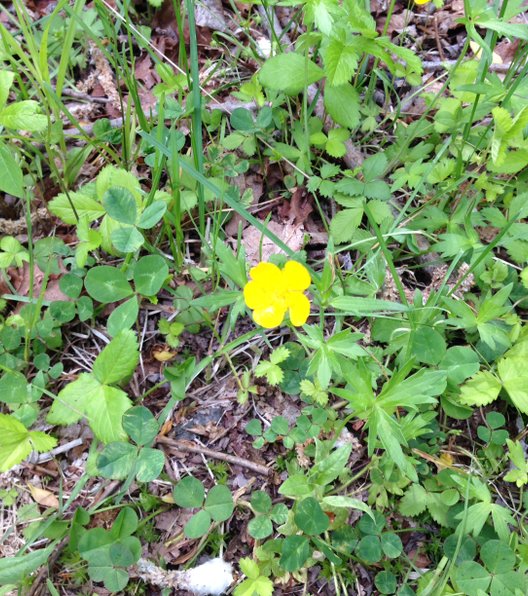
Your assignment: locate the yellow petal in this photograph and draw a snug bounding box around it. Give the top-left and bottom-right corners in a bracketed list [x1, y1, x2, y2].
[253, 303, 286, 328]
[414, 0, 430, 4]
[244, 280, 273, 310]
[283, 261, 311, 291]
[287, 292, 310, 326]
[249, 262, 283, 286]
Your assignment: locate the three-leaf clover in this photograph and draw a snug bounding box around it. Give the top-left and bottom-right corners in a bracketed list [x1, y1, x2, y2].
[173, 477, 234, 538]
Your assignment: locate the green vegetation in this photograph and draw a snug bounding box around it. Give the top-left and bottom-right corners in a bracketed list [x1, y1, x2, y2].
[1, 0, 528, 594]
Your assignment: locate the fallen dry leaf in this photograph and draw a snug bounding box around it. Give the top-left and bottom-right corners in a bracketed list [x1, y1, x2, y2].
[28, 483, 59, 509]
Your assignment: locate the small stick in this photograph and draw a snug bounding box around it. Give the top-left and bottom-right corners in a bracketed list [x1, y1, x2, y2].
[157, 436, 271, 476]
[422, 59, 514, 73]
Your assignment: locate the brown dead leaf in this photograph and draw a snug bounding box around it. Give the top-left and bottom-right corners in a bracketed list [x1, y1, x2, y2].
[28, 484, 59, 509]
[242, 220, 305, 265]
[13, 263, 70, 306]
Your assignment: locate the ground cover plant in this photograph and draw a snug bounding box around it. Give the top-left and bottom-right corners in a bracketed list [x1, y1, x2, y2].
[0, 0, 528, 594]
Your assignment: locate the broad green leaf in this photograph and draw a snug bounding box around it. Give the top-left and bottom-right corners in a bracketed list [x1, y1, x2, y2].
[84, 265, 134, 303]
[279, 535, 310, 572]
[411, 327, 446, 365]
[184, 509, 211, 538]
[173, 476, 205, 508]
[234, 575, 274, 596]
[0, 370, 29, 404]
[453, 561, 490, 596]
[48, 192, 105, 226]
[357, 535, 382, 563]
[107, 296, 139, 337]
[0, 414, 57, 472]
[399, 484, 428, 517]
[133, 255, 169, 296]
[137, 201, 166, 229]
[204, 485, 234, 522]
[84, 385, 132, 443]
[459, 371, 501, 407]
[440, 347, 480, 385]
[0, 100, 47, 131]
[93, 329, 139, 385]
[134, 447, 165, 482]
[330, 207, 364, 243]
[109, 507, 139, 539]
[259, 53, 324, 95]
[248, 516, 273, 540]
[102, 187, 137, 225]
[322, 496, 374, 519]
[0, 71, 15, 109]
[279, 473, 314, 497]
[324, 82, 359, 129]
[0, 543, 56, 585]
[294, 497, 330, 535]
[47, 373, 102, 425]
[110, 226, 144, 253]
[480, 540, 515, 574]
[122, 405, 159, 446]
[97, 441, 136, 479]
[310, 444, 352, 486]
[322, 36, 360, 86]
[498, 356, 528, 413]
[380, 533, 402, 558]
[96, 165, 142, 201]
[0, 141, 24, 198]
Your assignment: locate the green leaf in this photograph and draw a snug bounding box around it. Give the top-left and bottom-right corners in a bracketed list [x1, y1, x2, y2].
[84, 265, 134, 304]
[322, 36, 360, 86]
[399, 483, 428, 517]
[459, 371, 502, 407]
[322, 496, 374, 519]
[311, 444, 352, 486]
[102, 187, 137, 225]
[0, 370, 29, 404]
[184, 509, 212, 538]
[137, 201, 166, 229]
[173, 476, 205, 508]
[0, 100, 47, 131]
[251, 490, 272, 514]
[411, 327, 446, 365]
[330, 295, 408, 314]
[135, 447, 165, 482]
[330, 207, 364, 243]
[248, 516, 273, 539]
[480, 540, 515, 574]
[380, 533, 402, 558]
[0, 414, 57, 472]
[294, 497, 330, 535]
[133, 255, 169, 296]
[279, 535, 310, 572]
[93, 330, 139, 385]
[324, 83, 359, 129]
[47, 373, 101, 425]
[453, 561, 491, 596]
[269, 346, 290, 365]
[375, 570, 397, 595]
[259, 53, 324, 95]
[498, 355, 528, 413]
[110, 226, 144, 253]
[48, 192, 105, 225]
[0, 141, 24, 198]
[357, 535, 382, 563]
[97, 441, 136, 479]
[84, 386, 132, 443]
[0, 543, 56, 585]
[204, 485, 234, 522]
[122, 406, 158, 446]
[279, 473, 314, 497]
[440, 347, 480, 385]
[107, 297, 139, 337]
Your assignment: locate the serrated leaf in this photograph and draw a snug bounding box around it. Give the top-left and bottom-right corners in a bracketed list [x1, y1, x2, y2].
[322, 36, 360, 86]
[259, 53, 323, 95]
[498, 356, 528, 413]
[48, 192, 105, 225]
[399, 484, 428, 517]
[270, 346, 290, 365]
[459, 371, 501, 407]
[324, 83, 359, 129]
[0, 414, 57, 472]
[330, 207, 364, 243]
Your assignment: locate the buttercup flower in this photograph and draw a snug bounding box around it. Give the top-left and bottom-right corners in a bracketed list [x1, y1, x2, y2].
[243, 261, 311, 329]
[414, 0, 431, 4]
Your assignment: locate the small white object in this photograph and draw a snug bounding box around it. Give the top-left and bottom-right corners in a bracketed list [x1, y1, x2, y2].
[179, 558, 234, 596]
[255, 37, 272, 59]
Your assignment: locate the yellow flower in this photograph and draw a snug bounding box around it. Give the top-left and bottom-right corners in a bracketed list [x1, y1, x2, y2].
[243, 261, 311, 329]
[414, 0, 431, 4]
